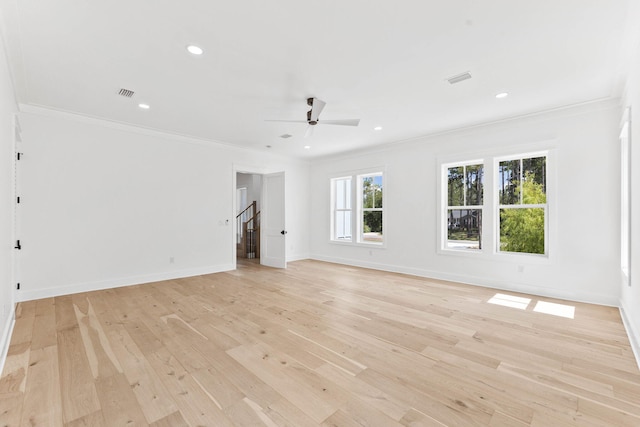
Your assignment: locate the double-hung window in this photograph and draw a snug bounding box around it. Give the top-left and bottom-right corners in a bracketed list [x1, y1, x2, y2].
[445, 162, 484, 250]
[359, 173, 384, 243]
[497, 154, 547, 255]
[332, 177, 352, 241]
[331, 171, 384, 245]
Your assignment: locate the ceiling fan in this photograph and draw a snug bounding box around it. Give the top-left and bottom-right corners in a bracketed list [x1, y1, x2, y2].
[267, 97, 360, 137]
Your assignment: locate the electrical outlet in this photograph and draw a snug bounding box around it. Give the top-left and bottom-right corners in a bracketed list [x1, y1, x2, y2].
[517, 265, 524, 273]
[169, 257, 175, 264]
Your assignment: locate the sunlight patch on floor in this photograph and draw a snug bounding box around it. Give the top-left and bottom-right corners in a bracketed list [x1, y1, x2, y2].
[487, 293, 531, 310]
[533, 301, 575, 319]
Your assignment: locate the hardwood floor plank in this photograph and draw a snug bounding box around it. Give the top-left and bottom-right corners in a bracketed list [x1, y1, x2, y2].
[73, 299, 123, 379]
[19, 346, 63, 426]
[6, 304, 35, 354]
[315, 363, 407, 421]
[99, 316, 178, 423]
[399, 408, 448, 427]
[55, 296, 78, 332]
[146, 347, 236, 426]
[148, 410, 189, 427]
[227, 341, 346, 423]
[56, 327, 101, 424]
[0, 342, 29, 397]
[30, 298, 57, 350]
[224, 397, 280, 427]
[64, 410, 106, 427]
[258, 397, 321, 427]
[95, 373, 148, 426]
[1, 259, 639, 426]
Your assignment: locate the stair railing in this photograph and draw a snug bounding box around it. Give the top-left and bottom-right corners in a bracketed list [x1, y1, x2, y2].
[236, 201, 260, 258]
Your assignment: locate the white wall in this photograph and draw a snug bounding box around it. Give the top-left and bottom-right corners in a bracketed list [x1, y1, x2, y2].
[0, 9, 18, 373]
[620, 36, 640, 365]
[310, 100, 621, 306]
[15, 108, 310, 301]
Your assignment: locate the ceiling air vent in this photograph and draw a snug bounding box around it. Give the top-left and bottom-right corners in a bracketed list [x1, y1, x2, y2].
[447, 72, 472, 84]
[280, 133, 293, 139]
[118, 88, 135, 97]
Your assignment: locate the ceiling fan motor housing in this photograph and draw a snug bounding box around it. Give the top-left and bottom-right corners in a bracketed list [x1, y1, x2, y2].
[306, 109, 317, 125]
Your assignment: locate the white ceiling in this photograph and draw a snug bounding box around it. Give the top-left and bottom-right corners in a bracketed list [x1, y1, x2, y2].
[1, 0, 637, 158]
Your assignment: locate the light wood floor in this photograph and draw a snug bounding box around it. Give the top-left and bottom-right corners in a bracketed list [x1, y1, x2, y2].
[1, 260, 640, 426]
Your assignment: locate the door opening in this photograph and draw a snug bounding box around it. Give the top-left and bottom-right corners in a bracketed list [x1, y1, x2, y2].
[236, 173, 262, 262]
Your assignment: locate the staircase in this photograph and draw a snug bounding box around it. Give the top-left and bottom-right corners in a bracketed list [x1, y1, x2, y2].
[236, 201, 260, 259]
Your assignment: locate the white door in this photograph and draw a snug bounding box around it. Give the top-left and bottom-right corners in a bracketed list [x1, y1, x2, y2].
[261, 172, 286, 268]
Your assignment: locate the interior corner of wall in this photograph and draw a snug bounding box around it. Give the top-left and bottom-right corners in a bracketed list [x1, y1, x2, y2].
[620, 299, 640, 370]
[0, 309, 16, 378]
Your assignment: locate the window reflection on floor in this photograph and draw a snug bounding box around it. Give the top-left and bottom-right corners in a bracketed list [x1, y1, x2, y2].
[487, 293, 576, 319]
[487, 293, 531, 310]
[533, 300, 575, 319]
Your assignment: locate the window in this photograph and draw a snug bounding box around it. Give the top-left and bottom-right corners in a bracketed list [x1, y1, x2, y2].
[331, 171, 384, 245]
[359, 173, 384, 244]
[445, 163, 483, 250]
[497, 155, 547, 255]
[332, 177, 352, 241]
[621, 108, 631, 284]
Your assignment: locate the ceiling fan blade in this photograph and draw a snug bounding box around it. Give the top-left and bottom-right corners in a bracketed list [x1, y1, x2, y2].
[309, 98, 326, 122]
[265, 119, 309, 124]
[318, 118, 360, 126]
[304, 125, 314, 138]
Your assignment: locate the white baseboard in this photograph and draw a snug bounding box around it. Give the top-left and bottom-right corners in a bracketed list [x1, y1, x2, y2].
[620, 300, 640, 370]
[16, 264, 235, 302]
[309, 254, 619, 307]
[0, 307, 16, 377]
[287, 253, 310, 263]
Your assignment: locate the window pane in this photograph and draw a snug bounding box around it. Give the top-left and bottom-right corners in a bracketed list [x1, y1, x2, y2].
[362, 175, 382, 209]
[448, 166, 464, 206]
[522, 157, 546, 204]
[465, 164, 484, 206]
[362, 177, 374, 209]
[499, 208, 545, 254]
[336, 179, 345, 209]
[499, 160, 521, 205]
[362, 211, 383, 243]
[335, 211, 352, 240]
[373, 175, 383, 208]
[522, 157, 546, 189]
[335, 178, 351, 209]
[447, 209, 482, 249]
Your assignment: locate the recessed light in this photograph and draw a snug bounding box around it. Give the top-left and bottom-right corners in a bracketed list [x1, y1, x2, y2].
[138, 103, 150, 109]
[304, 145, 311, 150]
[186, 45, 204, 55]
[374, 126, 383, 131]
[495, 92, 509, 99]
[265, 145, 272, 148]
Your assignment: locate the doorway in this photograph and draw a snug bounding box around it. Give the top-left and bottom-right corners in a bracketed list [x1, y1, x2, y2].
[236, 173, 262, 262]
[233, 168, 287, 269]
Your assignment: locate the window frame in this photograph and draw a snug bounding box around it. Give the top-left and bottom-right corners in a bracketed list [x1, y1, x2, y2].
[495, 151, 549, 257]
[441, 159, 485, 252]
[330, 176, 353, 242]
[620, 107, 631, 286]
[438, 146, 554, 262]
[329, 168, 386, 247]
[357, 172, 385, 245]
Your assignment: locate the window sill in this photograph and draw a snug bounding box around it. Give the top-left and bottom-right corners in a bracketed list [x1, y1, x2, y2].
[329, 240, 386, 249]
[437, 247, 551, 264]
